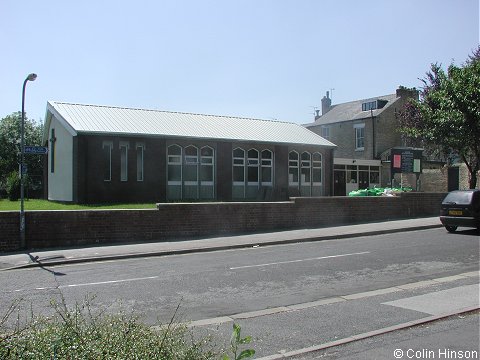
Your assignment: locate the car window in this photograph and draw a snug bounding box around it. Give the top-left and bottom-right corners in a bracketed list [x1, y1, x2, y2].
[442, 191, 474, 205]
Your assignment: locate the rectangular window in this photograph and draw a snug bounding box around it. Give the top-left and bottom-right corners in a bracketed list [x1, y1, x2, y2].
[355, 124, 365, 150]
[136, 144, 144, 181]
[103, 141, 113, 182]
[233, 149, 245, 183]
[362, 101, 377, 111]
[320, 126, 330, 141]
[120, 142, 129, 181]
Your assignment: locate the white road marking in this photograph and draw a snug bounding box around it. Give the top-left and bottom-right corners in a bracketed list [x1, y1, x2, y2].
[229, 251, 370, 270]
[13, 276, 158, 292]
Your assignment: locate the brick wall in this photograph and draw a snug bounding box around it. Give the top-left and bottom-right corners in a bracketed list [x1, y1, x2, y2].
[0, 193, 445, 252]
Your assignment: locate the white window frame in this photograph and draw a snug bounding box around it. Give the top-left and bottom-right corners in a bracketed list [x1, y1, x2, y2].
[233, 147, 245, 185]
[312, 152, 322, 186]
[119, 141, 129, 182]
[136, 143, 145, 182]
[200, 146, 214, 186]
[247, 148, 259, 186]
[301, 152, 311, 185]
[320, 126, 330, 141]
[183, 145, 199, 186]
[102, 141, 113, 182]
[261, 149, 273, 186]
[354, 123, 365, 151]
[167, 144, 182, 186]
[288, 151, 299, 186]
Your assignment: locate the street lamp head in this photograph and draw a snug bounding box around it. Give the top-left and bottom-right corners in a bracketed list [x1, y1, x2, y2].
[27, 73, 37, 82]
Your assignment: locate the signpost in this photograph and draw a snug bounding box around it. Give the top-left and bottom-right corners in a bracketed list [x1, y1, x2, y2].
[24, 146, 48, 155]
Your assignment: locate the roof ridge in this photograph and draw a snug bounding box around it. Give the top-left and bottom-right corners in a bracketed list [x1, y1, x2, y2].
[50, 101, 292, 125]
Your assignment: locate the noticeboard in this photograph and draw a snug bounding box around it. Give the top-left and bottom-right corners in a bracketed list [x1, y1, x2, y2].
[391, 148, 423, 175]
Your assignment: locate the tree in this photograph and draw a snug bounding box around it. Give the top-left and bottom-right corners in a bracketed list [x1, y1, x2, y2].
[0, 112, 44, 196]
[400, 47, 480, 189]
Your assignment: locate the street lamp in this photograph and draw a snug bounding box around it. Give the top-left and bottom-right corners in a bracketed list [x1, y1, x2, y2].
[20, 73, 37, 248]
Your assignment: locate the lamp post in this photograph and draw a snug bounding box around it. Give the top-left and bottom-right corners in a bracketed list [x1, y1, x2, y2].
[20, 73, 37, 248]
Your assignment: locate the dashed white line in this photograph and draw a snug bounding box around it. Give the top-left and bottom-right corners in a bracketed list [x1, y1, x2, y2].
[229, 251, 370, 270]
[12, 276, 158, 292]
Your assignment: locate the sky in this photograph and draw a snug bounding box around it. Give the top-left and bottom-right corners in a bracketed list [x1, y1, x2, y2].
[1, 0, 479, 125]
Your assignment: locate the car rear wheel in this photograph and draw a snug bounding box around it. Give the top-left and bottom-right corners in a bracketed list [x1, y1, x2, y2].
[445, 225, 458, 233]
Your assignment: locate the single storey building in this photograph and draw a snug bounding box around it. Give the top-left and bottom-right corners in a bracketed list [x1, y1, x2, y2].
[43, 101, 336, 203]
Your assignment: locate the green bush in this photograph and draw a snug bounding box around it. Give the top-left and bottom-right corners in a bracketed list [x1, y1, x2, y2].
[0, 297, 217, 360]
[5, 171, 20, 201]
[0, 296, 255, 360]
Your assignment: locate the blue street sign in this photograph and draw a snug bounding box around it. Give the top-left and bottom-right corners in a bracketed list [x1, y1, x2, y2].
[24, 145, 48, 154]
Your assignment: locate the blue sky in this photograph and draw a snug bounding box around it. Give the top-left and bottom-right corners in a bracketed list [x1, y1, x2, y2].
[1, 0, 478, 124]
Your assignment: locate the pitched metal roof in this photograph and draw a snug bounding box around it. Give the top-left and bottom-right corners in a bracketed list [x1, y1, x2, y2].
[45, 101, 336, 147]
[304, 93, 399, 127]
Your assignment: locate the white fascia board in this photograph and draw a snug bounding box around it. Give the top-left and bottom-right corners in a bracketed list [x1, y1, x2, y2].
[45, 101, 78, 138]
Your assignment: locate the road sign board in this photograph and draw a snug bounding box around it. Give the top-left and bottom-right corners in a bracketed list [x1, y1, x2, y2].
[24, 146, 48, 154]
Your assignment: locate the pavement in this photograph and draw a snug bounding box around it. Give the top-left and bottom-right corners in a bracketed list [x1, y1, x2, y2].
[0, 216, 443, 270]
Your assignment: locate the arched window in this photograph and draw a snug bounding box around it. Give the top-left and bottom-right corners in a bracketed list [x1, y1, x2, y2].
[184, 145, 198, 183]
[247, 148, 259, 185]
[233, 148, 245, 184]
[288, 151, 299, 186]
[261, 149, 273, 186]
[200, 146, 214, 183]
[167, 145, 182, 184]
[301, 152, 311, 185]
[312, 152, 322, 185]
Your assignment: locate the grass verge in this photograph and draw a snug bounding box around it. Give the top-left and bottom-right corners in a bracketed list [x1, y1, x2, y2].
[0, 199, 157, 211]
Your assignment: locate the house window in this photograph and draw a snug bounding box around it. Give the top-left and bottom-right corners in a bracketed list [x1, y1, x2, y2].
[355, 124, 365, 150]
[288, 151, 299, 185]
[167, 145, 182, 184]
[247, 149, 259, 185]
[102, 141, 113, 182]
[233, 148, 245, 184]
[184, 145, 198, 184]
[136, 144, 144, 181]
[50, 128, 56, 173]
[120, 142, 129, 182]
[261, 150, 273, 186]
[312, 152, 322, 184]
[362, 101, 377, 111]
[200, 146, 214, 183]
[320, 126, 330, 141]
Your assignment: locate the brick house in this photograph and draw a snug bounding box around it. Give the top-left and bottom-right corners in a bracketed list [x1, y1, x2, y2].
[43, 101, 336, 203]
[304, 87, 442, 195]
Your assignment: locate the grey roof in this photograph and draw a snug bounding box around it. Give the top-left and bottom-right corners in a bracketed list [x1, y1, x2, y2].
[45, 101, 336, 147]
[304, 93, 399, 127]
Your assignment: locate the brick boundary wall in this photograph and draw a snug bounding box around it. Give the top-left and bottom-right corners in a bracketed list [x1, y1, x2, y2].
[0, 193, 446, 252]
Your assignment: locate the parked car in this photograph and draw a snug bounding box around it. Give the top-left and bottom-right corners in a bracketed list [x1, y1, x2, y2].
[440, 189, 480, 233]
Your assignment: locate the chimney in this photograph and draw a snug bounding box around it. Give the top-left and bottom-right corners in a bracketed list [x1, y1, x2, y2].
[314, 109, 321, 120]
[321, 91, 332, 115]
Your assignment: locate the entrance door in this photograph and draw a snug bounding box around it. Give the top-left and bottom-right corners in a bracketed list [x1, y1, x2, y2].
[359, 171, 369, 189]
[334, 170, 346, 196]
